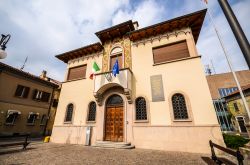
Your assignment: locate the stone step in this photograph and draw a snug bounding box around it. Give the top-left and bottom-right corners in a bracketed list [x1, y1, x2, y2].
[93, 141, 135, 149]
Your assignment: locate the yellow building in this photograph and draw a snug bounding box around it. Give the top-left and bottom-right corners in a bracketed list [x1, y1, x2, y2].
[51, 9, 224, 153]
[0, 63, 60, 136]
[224, 84, 250, 134]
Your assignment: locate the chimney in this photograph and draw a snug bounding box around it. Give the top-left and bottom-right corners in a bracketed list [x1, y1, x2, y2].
[40, 70, 47, 79]
[133, 21, 139, 30]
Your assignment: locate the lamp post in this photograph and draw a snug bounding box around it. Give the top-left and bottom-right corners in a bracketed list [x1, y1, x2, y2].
[0, 34, 11, 59]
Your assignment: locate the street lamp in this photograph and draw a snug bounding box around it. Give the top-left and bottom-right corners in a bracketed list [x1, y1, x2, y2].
[0, 34, 11, 59]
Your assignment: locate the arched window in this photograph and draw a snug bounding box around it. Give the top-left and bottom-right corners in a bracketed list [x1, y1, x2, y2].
[106, 94, 123, 106]
[65, 103, 74, 122]
[135, 97, 147, 120]
[110, 47, 123, 70]
[172, 94, 188, 119]
[87, 102, 96, 121]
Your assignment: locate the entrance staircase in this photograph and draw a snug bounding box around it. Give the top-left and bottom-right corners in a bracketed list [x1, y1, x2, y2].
[92, 141, 135, 149]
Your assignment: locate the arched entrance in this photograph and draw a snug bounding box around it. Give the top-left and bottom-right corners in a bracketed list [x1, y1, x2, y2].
[104, 94, 124, 142]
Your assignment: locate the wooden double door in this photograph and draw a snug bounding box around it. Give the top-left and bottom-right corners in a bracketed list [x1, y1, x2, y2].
[105, 106, 124, 142]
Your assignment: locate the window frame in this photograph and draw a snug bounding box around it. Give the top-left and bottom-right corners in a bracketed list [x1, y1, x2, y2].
[14, 85, 30, 98]
[64, 103, 74, 124]
[233, 102, 239, 112]
[169, 91, 193, 124]
[5, 113, 18, 125]
[67, 64, 87, 81]
[134, 96, 149, 123]
[109, 46, 124, 71]
[86, 101, 97, 123]
[32, 89, 51, 102]
[152, 40, 190, 65]
[27, 113, 38, 125]
[40, 114, 47, 126]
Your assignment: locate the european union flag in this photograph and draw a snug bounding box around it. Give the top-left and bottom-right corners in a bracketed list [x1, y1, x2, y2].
[112, 59, 119, 77]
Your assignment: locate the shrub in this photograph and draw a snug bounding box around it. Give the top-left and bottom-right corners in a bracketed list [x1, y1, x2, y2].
[223, 133, 249, 149]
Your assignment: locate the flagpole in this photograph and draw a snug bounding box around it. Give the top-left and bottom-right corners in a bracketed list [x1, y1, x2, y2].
[202, 2, 250, 121]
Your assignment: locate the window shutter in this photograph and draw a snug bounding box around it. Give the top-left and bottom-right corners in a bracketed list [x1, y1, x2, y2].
[33, 89, 38, 100]
[41, 92, 50, 102]
[23, 87, 30, 98]
[15, 85, 23, 96]
[153, 41, 190, 64]
[67, 65, 87, 81]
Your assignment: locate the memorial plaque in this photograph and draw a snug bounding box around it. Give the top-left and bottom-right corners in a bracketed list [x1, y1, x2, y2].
[150, 75, 165, 102]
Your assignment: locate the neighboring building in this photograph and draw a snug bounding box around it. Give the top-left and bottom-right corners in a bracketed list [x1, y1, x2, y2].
[39, 71, 61, 135]
[0, 62, 60, 136]
[51, 9, 223, 153]
[224, 84, 250, 134]
[206, 70, 250, 132]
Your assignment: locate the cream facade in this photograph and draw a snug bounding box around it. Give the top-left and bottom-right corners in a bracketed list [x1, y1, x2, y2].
[51, 10, 224, 153]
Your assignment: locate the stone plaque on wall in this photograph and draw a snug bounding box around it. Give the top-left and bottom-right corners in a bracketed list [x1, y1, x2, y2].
[150, 75, 165, 102]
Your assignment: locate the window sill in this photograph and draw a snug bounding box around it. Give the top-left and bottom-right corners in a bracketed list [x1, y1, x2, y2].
[64, 77, 86, 83]
[64, 121, 73, 124]
[173, 119, 192, 122]
[32, 99, 49, 103]
[14, 96, 27, 99]
[153, 56, 201, 66]
[134, 120, 149, 123]
[5, 123, 15, 126]
[26, 123, 35, 126]
[86, 121, 96, 124]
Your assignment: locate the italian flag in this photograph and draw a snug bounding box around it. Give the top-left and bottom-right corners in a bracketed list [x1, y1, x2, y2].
[89, 62, 100, 80]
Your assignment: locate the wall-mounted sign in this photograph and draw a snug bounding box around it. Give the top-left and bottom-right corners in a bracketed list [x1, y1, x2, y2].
[150, 75, 165, 102]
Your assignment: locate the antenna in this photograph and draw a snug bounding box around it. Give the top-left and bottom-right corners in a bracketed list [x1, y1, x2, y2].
[205, 64, 212, 75]
[20, 56, 28, 70]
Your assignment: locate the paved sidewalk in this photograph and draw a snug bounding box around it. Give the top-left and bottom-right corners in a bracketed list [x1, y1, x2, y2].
[0, 143, 214, 165]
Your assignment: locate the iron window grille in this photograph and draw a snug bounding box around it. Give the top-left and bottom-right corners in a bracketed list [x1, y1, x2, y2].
[87, 102, 96, 121]
[135, 97, 147, 120]
[65, 103, 74, 122]
[172, 93, 188, 119]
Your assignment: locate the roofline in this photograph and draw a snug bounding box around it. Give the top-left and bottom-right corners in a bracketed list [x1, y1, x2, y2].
[0, 62, 59, 88]
[95, 20, 133, 36]
[55, 42, 103, 58]
[130, 9, 207, 34]
[129, 9, 207, 43]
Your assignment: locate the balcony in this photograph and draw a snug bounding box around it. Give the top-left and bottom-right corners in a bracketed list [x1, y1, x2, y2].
[94, 68, 132, 105]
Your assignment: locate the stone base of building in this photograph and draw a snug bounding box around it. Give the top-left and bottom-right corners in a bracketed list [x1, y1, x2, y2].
[50, 125, 224, 154]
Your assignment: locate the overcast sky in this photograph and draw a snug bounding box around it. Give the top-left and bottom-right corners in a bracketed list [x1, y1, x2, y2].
[0, 0, 249, 81]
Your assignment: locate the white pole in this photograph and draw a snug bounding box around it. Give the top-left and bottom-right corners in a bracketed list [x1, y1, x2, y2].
[204, 3, 250, 122]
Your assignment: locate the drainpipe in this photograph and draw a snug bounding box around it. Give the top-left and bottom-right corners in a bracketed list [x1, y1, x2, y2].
[43, 87, 55, 136]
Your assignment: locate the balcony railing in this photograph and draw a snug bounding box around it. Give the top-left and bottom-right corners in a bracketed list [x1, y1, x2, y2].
[94, 68, 132, 105]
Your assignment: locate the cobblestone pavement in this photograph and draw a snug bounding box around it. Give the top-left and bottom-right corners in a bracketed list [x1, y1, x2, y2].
[0, 143, 214, 165]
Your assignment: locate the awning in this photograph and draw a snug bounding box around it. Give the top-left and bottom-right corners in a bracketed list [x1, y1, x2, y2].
[7, 110, 21, 118]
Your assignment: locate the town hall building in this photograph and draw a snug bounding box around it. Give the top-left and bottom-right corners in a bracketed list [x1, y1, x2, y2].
[51, 9, 224, 153]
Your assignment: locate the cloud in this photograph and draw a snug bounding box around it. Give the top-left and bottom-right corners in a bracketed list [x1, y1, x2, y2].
[112, 0, 165, 28]
[0, 0, 249, 81]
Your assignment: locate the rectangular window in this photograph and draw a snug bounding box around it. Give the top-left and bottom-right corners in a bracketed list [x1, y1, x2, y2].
[52, 99, 59, 107]
[27, 113, 38, 125]
[153, 41, 190, 64]
[14, 85, 30, 98]
[6, 113, 18, 124]
[67, 65, 87, 81]
[40, 114, 47, 125]
[233, 103, 239, 111]
[33, 90, 51, 102]
[110, 54, 123, 70]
